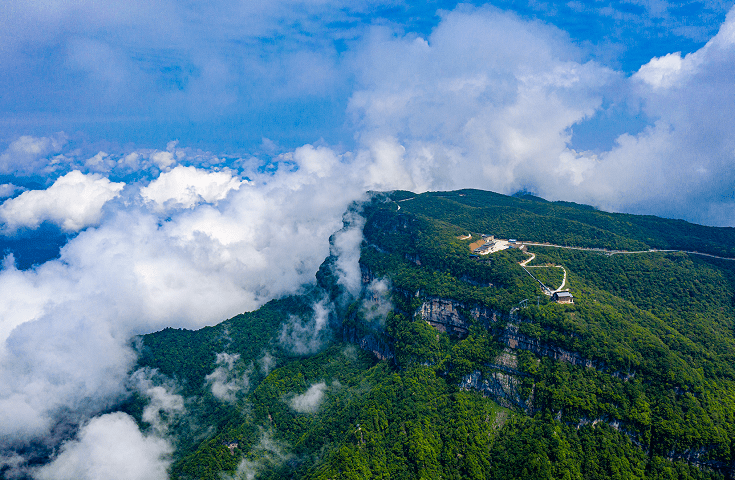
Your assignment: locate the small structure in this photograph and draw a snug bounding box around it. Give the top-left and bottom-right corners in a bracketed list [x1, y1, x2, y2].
[474, 239, 510, 255]
[553, 291, 574, 304]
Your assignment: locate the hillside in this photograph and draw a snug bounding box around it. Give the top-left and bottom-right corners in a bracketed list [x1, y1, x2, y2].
[129, 189, 735, 479]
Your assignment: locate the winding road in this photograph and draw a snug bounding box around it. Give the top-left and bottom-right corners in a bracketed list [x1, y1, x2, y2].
[519, 251, 567, 295]
[519, 242, 735, 262]
[516, 240, 735, 297]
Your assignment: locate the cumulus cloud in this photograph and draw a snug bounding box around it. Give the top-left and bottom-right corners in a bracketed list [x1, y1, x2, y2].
[0, 134, 67, 175]
[349, 6, 614, 197]
[634, 51, 690, 89]
[0, 170, 124, 232]
[34, 412, 173, 480]
[345, 4, 735, 226]
[288, 382, 327, 414]
[0, 183, 25, 198]
[205, 353, 251, 403]
[574, 7, 735, 225]
[0, 144, 373, 471]
[140, 165, 243, 210]
[84, 151, 117, 173]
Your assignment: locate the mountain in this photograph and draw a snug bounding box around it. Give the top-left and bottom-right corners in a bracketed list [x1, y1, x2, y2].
[129, 189, 735, 479]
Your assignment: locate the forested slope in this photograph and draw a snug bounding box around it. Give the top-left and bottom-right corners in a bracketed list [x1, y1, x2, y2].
[129, 189, 735, 480]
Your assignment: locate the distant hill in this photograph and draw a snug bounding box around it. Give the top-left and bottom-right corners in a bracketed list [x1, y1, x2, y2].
[129, 189, 735, 480]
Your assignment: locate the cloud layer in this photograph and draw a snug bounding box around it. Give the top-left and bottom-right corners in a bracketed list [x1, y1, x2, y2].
[2, 2, 735, 476]
[0, 150, 372, 471]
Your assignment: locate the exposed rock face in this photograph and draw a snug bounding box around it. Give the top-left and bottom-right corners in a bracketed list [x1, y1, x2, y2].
[470, 305, 504, 325]
[360, 264, 375, 285]
[666, 446, 733, 472]
[418, 297, 507, 338]
[460, 370, 533, 412]
[501, 323, 600, 369]
[342, 325, 394, 361]
[419, 297, 470, 337]
[494, 350, 519, 370]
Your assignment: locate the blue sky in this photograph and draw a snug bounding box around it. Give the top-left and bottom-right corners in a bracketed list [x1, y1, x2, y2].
[3, 2, 735, 477]
[0, 0, 732, 154]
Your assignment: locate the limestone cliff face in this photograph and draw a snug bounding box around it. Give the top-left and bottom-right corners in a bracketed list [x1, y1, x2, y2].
[342, 325, 394, 361]
[501, 323, 600, 369]
[417, 297, 506, 338]
[419, 297, 470, 337]
[469, 304, 504, 325]
[460, 369, 534, 412]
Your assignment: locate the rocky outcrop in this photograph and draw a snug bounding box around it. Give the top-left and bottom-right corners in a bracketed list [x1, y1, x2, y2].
[470, 305, 505, 326]
[419, 297, 470, 337]
[501, 323, 600, 369]
[342, 325, 394, 361]
[360, 263, 376, 285]
[460, 370, 533, 412]
[419, 297, 506, 338]
[666, 446, 734, 473]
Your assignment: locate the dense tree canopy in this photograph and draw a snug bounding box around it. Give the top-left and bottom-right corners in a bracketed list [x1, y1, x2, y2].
[129, 189, 735, 480]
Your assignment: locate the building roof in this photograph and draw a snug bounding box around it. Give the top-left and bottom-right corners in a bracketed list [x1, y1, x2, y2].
[555, 291, 573, 298]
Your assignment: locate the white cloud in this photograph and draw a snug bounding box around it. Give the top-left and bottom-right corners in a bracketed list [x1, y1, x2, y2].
[0, 145, 371, 466]
[131, 368, 185, 434]
[634, 52, 689, 89]
[0, 183, 25, 198]
[84, 151, 116, 173]
[0, 170, 124, 232]
[349, 6, 614, 197]
[150, 151, 176, 170]
[34, 412, 173, 480]
[346, 4, 735, 226]
[289, 382, 327, 414]
[279, 299, 333, 355]
[570, 6, 735, 224]
[0, 134, 67, 175]
[140, 165, 243, 210]
[205, 353, 250, 403]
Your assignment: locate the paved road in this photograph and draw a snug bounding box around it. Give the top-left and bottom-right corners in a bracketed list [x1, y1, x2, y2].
[516, 240, 735, 297]
[519, 243, 735, 261]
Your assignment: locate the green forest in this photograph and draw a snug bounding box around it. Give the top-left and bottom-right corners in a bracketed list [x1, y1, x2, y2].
[126, 189, 735, 479]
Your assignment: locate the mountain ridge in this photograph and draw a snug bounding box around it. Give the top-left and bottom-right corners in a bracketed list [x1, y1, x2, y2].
[128, 188, 735, 480]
